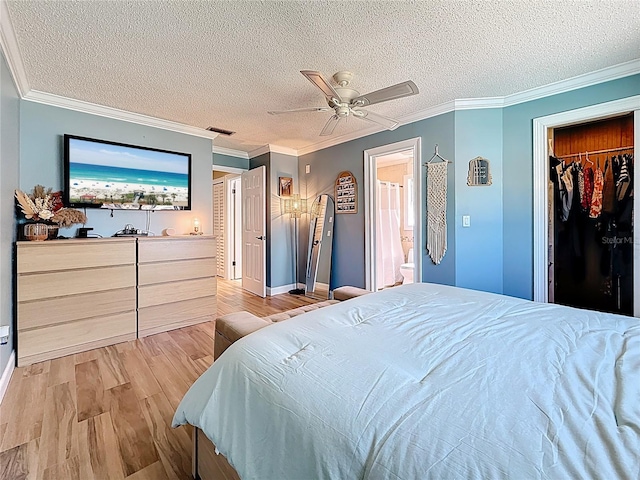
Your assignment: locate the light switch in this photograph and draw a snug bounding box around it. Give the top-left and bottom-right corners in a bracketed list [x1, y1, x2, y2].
[305, 164, 310, 174]
[462, 215, 471, 227]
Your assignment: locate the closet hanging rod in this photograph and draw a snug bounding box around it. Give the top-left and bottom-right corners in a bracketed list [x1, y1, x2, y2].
[556, 145, 634, 159]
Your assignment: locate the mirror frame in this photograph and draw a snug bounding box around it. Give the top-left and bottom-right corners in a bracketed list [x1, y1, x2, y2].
[305, 194, 335, 299]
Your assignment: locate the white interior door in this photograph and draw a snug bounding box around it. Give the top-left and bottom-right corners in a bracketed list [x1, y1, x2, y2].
[241, 166, 266, 297]
[212, 181, 225, 277]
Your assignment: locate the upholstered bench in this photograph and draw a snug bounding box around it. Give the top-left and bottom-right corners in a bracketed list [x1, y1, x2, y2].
[214, 286, 369, 360]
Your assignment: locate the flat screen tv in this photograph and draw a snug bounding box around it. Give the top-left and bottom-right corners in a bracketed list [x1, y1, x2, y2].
[64, 134, 191, 210]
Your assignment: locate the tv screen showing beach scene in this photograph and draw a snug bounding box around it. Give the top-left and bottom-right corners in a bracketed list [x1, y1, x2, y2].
[64, 135, 191, 210]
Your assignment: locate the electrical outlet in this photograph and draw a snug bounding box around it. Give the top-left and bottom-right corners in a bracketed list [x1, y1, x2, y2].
[0, 325, 9, 345]
[462, 215, 471, 227]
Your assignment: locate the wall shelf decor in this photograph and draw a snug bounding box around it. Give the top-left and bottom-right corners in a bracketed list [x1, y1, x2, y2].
[467, 156, 492, 186]
[335, 171, 357, 214]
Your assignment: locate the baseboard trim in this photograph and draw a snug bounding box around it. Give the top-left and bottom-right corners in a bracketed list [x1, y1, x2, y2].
[0, 350, 16, 405]
[266, 284, 296, 296]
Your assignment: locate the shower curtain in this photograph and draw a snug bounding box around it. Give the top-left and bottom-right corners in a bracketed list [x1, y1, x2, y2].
[376, 180, 405, 288]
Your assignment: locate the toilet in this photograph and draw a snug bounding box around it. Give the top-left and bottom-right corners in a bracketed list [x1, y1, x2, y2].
[400, 248, 414, 284]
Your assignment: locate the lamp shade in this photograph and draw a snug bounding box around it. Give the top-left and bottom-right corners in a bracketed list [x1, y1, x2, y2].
[283, 194, 307, 219]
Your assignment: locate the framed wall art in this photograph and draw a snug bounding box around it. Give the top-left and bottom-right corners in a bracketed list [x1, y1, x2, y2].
[335, 171, 357, 214]
[279, 177, 293, 197]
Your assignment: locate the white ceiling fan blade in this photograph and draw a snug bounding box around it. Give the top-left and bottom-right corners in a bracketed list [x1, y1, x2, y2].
[320, 115, 340, 136]
[352, 109, 399, 130]
[352, 81, 418, 107]
[300, 70, 343, 103]
[268, 106, 332, 115]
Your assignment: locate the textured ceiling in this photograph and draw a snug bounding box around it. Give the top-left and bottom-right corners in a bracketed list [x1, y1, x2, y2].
[6, 1, 640, 153]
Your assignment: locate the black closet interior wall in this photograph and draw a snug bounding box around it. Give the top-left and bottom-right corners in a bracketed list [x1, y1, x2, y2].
[551, 114, 634, 315]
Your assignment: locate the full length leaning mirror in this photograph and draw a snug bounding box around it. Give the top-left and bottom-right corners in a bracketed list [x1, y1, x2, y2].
[305, 195, 335, 299]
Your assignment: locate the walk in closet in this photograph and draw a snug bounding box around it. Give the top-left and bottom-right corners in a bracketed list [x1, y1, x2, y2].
[549, 114, 634, 315]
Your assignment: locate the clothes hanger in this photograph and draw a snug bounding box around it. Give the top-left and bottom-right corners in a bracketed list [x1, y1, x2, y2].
[426, 144, 452, 164]
[585, 151, 594, 167]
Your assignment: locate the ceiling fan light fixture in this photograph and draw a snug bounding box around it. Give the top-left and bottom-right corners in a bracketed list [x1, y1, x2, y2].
[273, 70, 419, 136]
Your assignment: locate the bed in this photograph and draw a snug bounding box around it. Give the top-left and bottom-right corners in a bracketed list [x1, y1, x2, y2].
[173, 283, 640, 479]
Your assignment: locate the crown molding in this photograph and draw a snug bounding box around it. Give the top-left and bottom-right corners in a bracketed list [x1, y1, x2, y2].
[267, 144, 298, 157]
[3, 11, 637, 158]
[297, 101, 457, 157]
[24, 90, 218, 140]
[454, 97, 505, 110]
[249, 145, 271, 158]
[248, 144, 299, 158]
[0, 0, 29, 96]
[503, 59, 640, 107]
[213, 145, 249, 159]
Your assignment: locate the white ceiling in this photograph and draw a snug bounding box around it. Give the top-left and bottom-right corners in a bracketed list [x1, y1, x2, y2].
[5, 1, 640, 154]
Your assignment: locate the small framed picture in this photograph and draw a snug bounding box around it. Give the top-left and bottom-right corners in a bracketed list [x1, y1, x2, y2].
[279, 177, 293, 197]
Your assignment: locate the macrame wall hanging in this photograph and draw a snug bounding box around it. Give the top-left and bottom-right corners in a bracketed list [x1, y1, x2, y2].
[425, 145, 451, 265]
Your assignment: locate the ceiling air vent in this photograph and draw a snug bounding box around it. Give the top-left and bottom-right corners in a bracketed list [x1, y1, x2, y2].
[206, 126, 236, 136]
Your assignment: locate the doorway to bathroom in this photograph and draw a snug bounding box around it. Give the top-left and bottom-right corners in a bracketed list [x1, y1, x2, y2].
[364, 138, 422, 291]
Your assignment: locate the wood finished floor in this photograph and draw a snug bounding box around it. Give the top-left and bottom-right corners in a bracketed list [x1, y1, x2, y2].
[0, 279, 319, 480]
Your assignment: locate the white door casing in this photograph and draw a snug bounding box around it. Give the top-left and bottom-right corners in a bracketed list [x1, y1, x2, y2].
[241, 166, 267, 297]
[532, 95, 640, 317]
[364, 137, 422, 291]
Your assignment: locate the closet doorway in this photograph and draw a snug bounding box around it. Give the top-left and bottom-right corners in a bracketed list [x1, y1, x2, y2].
[364, 137, 422, 291]
[550, 115, 634, 315]
[212, 168, 244, 280]
[533, 96, 640, 317]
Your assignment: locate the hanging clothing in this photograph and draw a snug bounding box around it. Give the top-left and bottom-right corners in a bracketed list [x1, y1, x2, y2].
[602, 159, 616, 215]
[589, 167, 604, 219]
[556, 163, 574, 222]
[582, 167, 594, 211]
[576, 163, 585, 209]
[616, 154, 632, 201]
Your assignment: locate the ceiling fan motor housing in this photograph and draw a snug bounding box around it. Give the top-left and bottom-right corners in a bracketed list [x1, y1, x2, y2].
[336, 105, 351, 117]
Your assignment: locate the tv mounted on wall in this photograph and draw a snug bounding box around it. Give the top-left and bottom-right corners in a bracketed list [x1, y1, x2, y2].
[64, 134, 191, 210]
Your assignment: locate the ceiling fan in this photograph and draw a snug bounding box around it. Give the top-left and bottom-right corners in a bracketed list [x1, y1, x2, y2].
[268, 70, 419, 136]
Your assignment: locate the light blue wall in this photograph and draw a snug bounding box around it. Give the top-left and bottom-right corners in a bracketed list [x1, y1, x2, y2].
[454, 109, 503, 294]
[213, 152, 249, 170]
[269, 152, 298, 289]
[20, 101, 213, 238]
[0, 51, 20, 378]
[299, 111, 457, 289]
[502, 74, 640, 299]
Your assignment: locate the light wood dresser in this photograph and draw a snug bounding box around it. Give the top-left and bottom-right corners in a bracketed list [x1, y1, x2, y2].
[137, 236, 217, 337]
[17, 238, 137, 366]
[16, 236, 217, 366]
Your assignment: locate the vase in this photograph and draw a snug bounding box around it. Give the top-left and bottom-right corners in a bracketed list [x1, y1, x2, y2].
[23, 223, 49, 241]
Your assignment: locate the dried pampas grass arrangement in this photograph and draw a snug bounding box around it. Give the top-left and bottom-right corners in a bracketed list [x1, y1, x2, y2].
[15, 185, 87, 228]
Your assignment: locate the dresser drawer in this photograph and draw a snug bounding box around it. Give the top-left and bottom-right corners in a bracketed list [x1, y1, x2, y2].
[18, 265, 136, 302]
[138, 257, 216, 286]
[18, 311, 136, 366]
[138, 237, 216, 263]
[17, 239, 135, 273]
[138, 277, 216, 308]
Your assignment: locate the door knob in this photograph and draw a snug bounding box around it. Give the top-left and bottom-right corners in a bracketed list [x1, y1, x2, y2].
[256, 235, 266, 240]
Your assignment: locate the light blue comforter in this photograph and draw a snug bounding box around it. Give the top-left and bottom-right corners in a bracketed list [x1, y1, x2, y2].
[173, 283, 640, 479]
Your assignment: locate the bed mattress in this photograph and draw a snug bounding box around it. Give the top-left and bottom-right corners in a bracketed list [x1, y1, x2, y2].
[173, 283, 640, 479]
